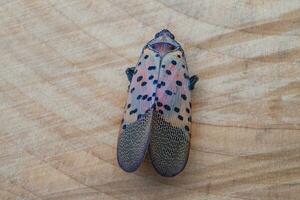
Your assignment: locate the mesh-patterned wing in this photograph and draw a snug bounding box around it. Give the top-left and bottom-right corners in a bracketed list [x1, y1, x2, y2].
[149, 50, 191, 177]
[117, 48, 160, 172]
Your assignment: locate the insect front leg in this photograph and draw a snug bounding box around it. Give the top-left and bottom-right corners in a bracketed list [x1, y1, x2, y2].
[125, 67, 136, 82]
[189, 75, 199, 90]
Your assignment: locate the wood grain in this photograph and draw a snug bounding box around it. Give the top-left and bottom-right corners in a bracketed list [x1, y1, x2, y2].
[1, 0, 300, 199]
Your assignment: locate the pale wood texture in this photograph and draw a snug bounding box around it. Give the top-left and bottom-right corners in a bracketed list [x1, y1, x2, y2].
[1, 0, 300, 200]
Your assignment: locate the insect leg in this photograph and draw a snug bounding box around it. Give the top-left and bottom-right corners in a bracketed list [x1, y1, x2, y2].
[189, 75, 199, 90]
[125, 67, 136, 82]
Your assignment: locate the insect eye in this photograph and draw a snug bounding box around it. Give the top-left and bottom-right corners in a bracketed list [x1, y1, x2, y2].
[155, 32, 160, 38]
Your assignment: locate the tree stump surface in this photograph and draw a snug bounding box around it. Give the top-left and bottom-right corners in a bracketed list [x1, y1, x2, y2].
[0, 1, 300, 199]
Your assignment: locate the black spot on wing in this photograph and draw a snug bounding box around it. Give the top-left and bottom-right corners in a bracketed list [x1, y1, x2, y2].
[152, 104, 156, 109]
[142, 94, 148, 100]
[141, 81, 147, 86]
[137, 76, 143, 82]
[184, 126, 189, 131]
[176, 80, 182, 86]
[165, 90, 172, 95]
[148, 66, 156, 70]
[164, 105, 171, 111]
[148, 75, 154, 80]
[129, 108, 138, 115]
[157, 102, 163, 107]
[178, 115, 183, 120]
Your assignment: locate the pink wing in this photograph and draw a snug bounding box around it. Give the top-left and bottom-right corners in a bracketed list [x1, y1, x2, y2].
[117, 48, 160, 172]
[149, 50, 192, 177]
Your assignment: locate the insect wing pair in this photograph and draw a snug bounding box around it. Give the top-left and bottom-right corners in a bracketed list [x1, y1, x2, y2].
[117, 30, 198, 177]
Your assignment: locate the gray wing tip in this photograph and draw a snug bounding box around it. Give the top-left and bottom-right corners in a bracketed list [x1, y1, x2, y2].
[117, 130, 150, 173]
[150, 143, 190, 177]
[152, 162, 188, 177]
[117, 112, 153, 173]
[149, 111, 191, 177]
[117, 150, 143, 172]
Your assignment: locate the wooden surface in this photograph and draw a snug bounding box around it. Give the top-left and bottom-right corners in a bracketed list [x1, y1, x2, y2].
[1, 0, 300, 199]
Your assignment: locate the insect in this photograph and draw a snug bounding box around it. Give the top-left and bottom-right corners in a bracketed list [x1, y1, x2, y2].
[117, 29, 198, 177]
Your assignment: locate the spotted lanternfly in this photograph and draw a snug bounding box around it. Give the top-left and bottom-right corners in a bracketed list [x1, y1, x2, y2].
[117, 29, 198, 177]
